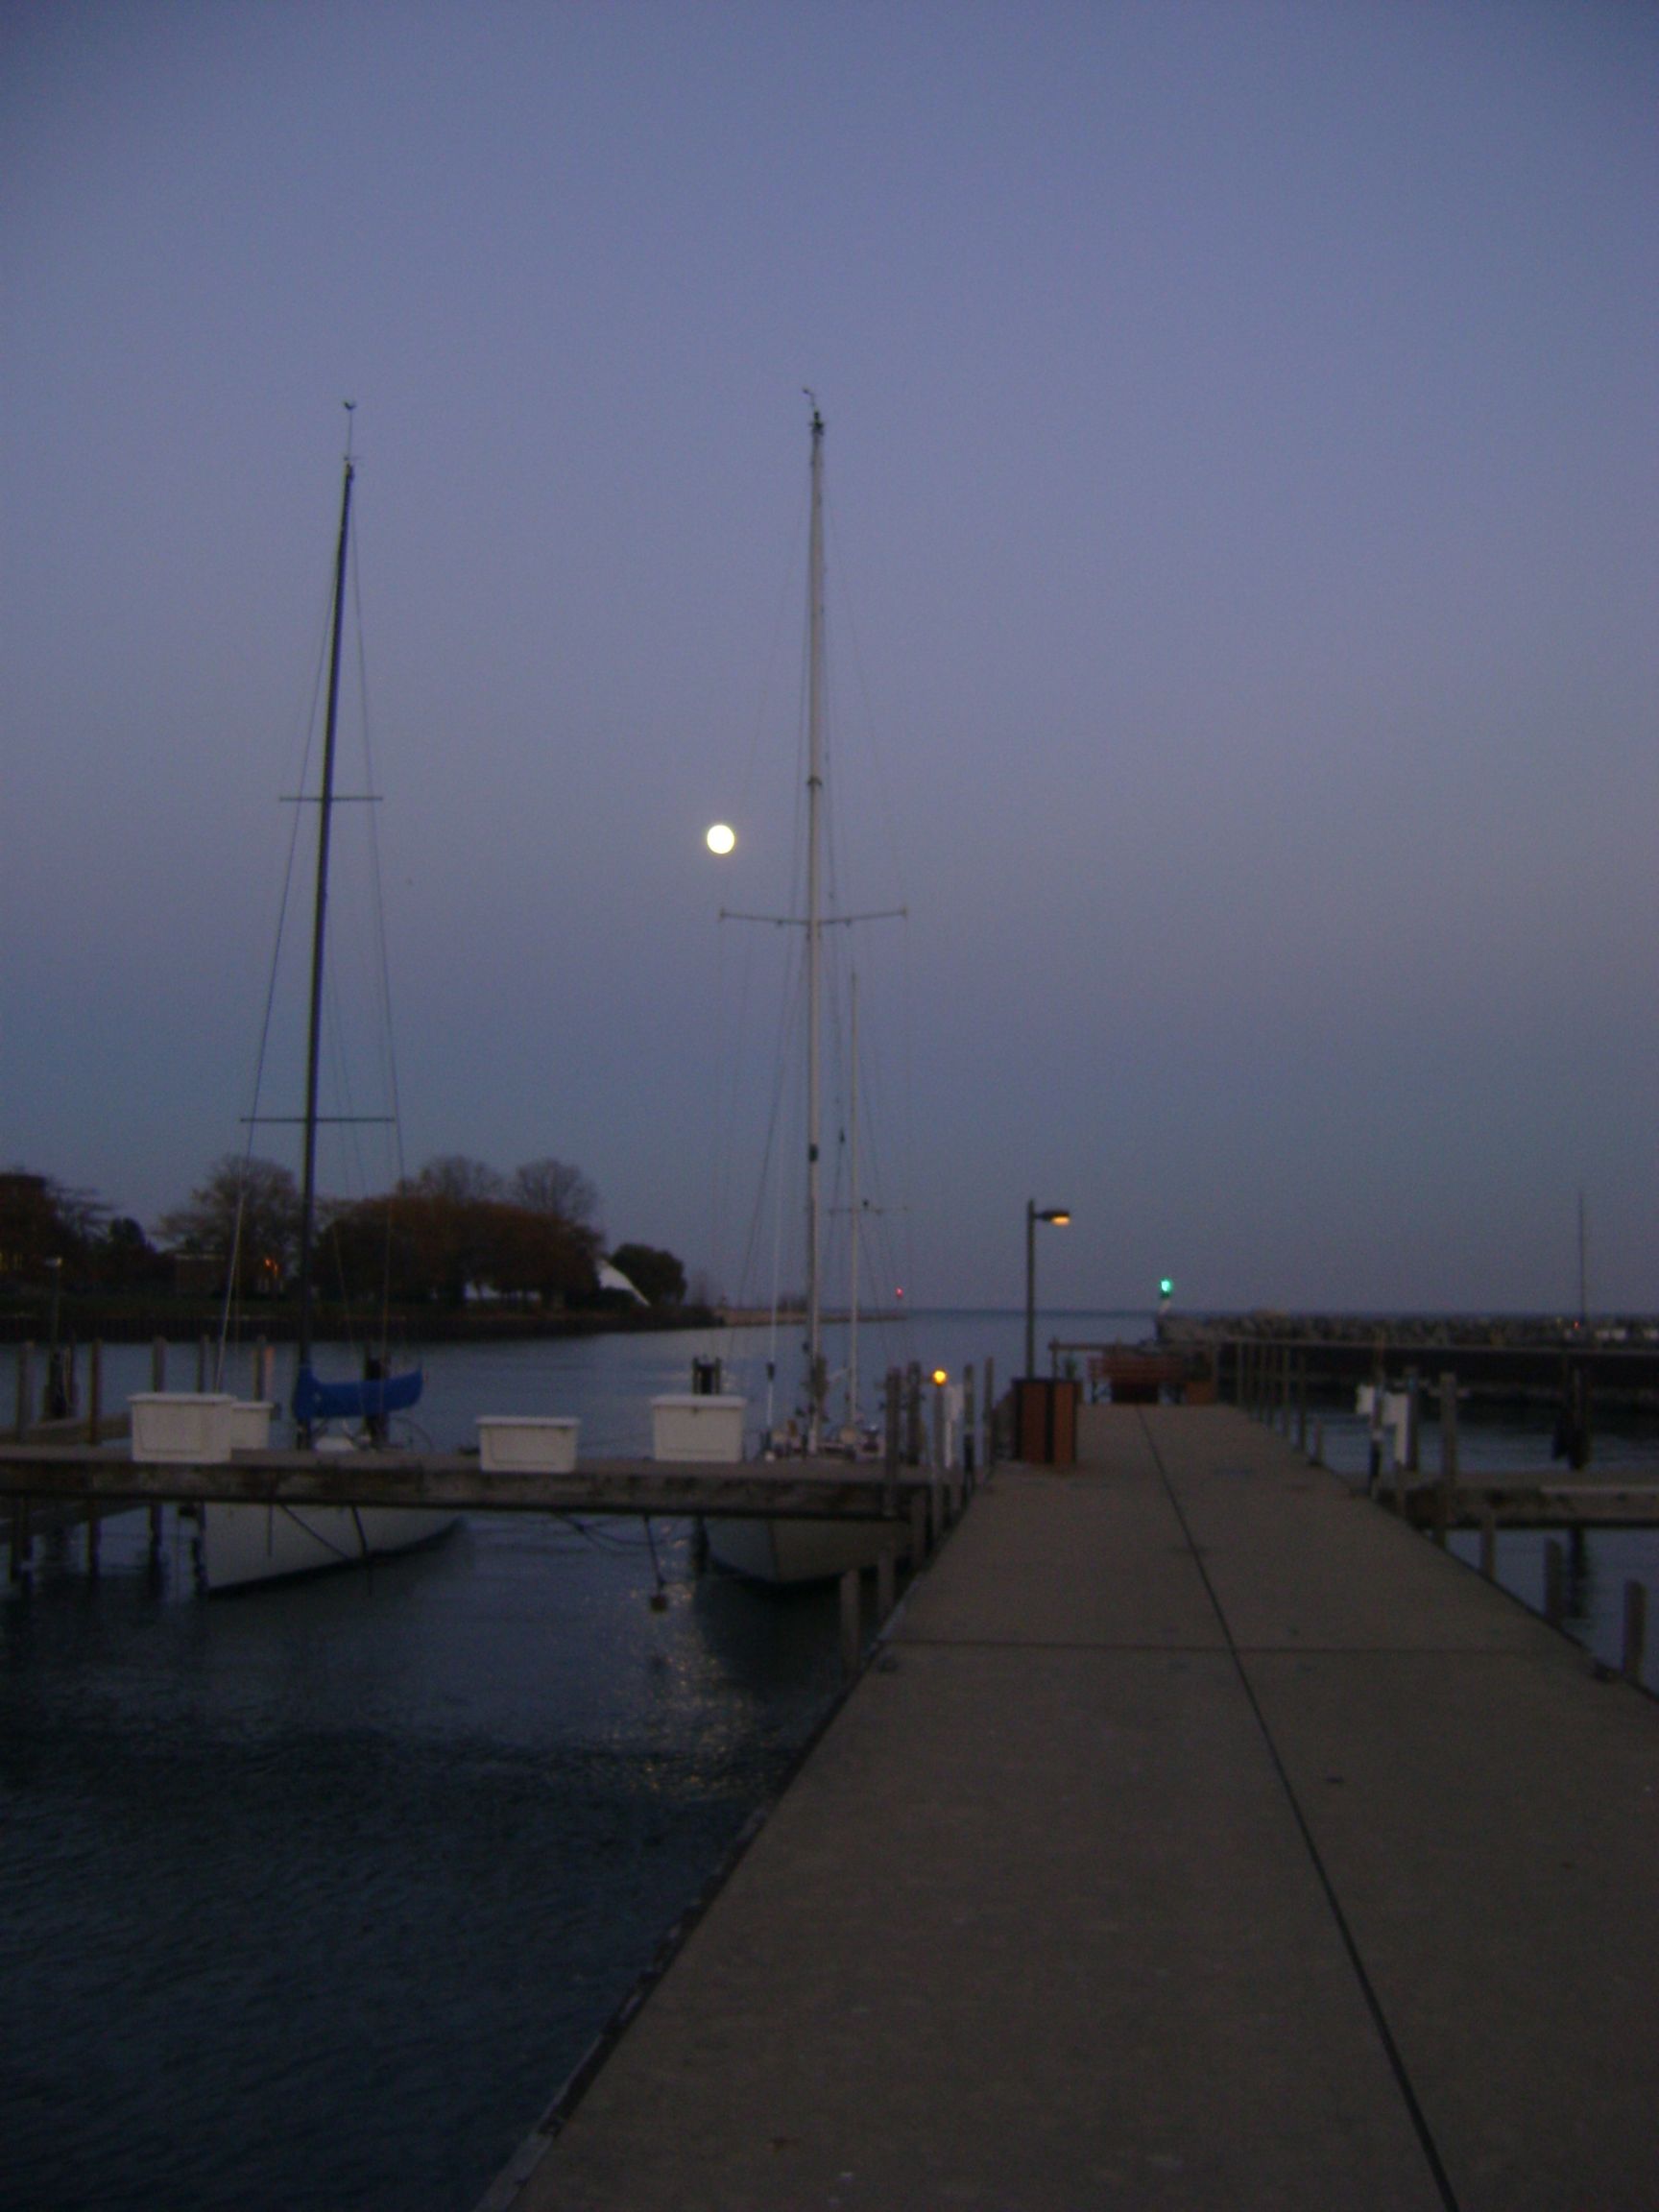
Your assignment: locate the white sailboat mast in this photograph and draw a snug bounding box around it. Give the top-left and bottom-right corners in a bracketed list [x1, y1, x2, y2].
[846, 969, 860, 1435]
[805, 401, 826, 1452]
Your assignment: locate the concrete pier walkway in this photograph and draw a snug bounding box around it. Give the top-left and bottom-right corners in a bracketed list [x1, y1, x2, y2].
[494, 1407, 1658, 2211]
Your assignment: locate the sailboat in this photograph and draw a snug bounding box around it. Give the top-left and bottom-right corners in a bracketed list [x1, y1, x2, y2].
[195, 426, 454, 1592]
[706, 402, 907, 1585]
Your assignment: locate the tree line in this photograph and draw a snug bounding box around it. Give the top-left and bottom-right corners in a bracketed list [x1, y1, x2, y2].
[0, 1159, 688, 1310]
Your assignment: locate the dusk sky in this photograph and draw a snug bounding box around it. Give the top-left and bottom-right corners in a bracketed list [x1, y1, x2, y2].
[4, 2, 1655, 1314]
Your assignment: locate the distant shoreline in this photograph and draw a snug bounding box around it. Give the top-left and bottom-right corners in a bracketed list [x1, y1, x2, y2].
[0, 1297, 723, 1347]
[1161, 1310, 1658, 1349]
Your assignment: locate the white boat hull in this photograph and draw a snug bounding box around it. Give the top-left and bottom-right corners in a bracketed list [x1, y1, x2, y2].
[195, 1502, 456, 1592]
[706, 1512, 905, 1588]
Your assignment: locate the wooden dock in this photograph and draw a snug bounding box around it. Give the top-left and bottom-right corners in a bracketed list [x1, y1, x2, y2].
[1398, 1470, 1659, 1528]
[0, 1442, 930, 1526]
[484, 1404, 1659, 2212]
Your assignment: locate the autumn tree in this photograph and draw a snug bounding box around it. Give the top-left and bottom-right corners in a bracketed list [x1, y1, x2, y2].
[412, 1156, 504, 1207]
[379, 1165, 488, 1304]
[94, 1216, 168, 1289]
[482, 1200, 598, 1305]
[511, 1157, 599, 1231]
[359, 1157, 596, 1306]
[276, 1155, 604, 1309]
[0, 1173, 76, 1277]
[158, 1157, 301, 1295]
[609, 1242, 686, 1306]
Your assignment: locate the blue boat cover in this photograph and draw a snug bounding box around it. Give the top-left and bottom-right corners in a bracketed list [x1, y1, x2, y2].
[292, 1363, 423, 1428]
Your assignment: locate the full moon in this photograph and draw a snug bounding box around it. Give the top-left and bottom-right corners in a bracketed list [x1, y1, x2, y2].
[706, 823, 736, 855]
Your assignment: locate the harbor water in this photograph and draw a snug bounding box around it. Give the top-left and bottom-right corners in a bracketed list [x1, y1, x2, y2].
[4, 1310, 1654, 2211]
[0, 1309, 1088, 2212]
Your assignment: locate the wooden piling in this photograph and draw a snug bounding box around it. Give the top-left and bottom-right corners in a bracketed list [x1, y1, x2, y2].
[151, 1337, 167, 1390]
[1436, 1371, 1458, 1543]
[13, 1343, 32, 1442]
[1544, 1539, 1565, 1629]
[1622, 1580, 1647, 1685]
[43, 1338, 76, 1422]
[904, 1363, 923, 1467]
[983, 1357, 996, 1470]
[910, 1492, 927, 1564]
[882, 1369, 902, 1518]
[839, 1568, 861, 1676]
[82, 1337, 106, 1573]
[1439, 1372, 1459, 1485]
[9, 1497, 31, 1580]
[877, 1545, 896, 1625]
[1404, 1368, 1422, 1475]
[963, 1363, 976, 1482]
[1479, 1510, 1496, 1582]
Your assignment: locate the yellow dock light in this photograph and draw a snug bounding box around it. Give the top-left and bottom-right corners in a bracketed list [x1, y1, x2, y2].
[931, 1368, 949, 1387]
[706, 823, 736, 855]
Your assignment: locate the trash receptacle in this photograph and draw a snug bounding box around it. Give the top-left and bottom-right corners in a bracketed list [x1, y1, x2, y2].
[1014, 1377, 1080, 1466]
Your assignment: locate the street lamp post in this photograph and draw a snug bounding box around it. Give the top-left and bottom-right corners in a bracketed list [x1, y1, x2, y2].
[1024, 1202, 1071, 1377]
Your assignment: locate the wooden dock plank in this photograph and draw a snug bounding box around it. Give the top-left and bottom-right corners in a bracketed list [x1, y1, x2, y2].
[0, 1443, 923, 1523]
[1400, 1476, 1659, 1528]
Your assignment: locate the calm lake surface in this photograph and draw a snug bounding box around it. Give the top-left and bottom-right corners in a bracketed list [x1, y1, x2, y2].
[0, 1310, 1092, 2212]
[3, 1310, 1653, 2211]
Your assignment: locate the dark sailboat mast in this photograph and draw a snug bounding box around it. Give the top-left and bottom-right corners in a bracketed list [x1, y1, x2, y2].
[805, 401, 826, 1451]
[295, 436, 354, 1410]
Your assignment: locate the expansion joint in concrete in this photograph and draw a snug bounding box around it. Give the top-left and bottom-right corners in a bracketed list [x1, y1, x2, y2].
[1136, 1410, 1464, 2212]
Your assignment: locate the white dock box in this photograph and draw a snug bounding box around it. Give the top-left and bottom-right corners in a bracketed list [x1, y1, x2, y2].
[229, 1401, 276, 1451]
[650, 1394, 746, 1462]
[129, 1393, 237, 1464]
[477, 1416, 580, 1474]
